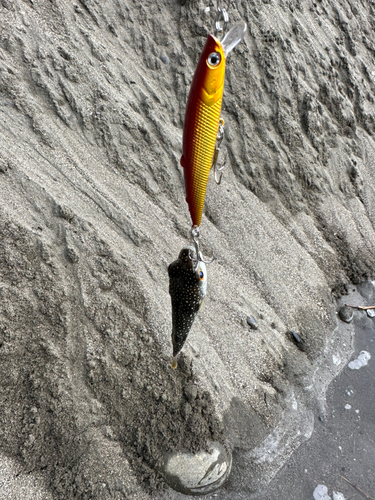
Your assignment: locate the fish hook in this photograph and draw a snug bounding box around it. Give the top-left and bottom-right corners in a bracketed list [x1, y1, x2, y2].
[215, 0, 229, 36]
[212, 118, 225, 185]
[190, 226, 214, 270]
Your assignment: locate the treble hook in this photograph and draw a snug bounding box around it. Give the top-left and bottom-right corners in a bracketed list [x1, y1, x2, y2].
[215, 0, 229, 36]
[212, 118, 225, 185]
[189, 226, 214, 270]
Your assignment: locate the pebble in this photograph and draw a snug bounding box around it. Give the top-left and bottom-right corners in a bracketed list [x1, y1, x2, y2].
[160, 55, 170, 64]
[338, 306, 353, 323]
[291, 331, 301, 343]
[367, 308, 375, 318]
[246, 315, 258, 330]
[161, 441, 232, 495]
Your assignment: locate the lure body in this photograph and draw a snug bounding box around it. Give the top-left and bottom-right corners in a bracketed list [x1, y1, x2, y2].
[181, 35, 226, 227]
[168, 247, 207, 367]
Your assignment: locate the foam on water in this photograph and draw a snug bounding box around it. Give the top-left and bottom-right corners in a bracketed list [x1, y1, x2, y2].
[313, 485, 347, 500]
[313, 484, 331, 500]
[348, 351, 371, 370]
[333, 492, 347, 500]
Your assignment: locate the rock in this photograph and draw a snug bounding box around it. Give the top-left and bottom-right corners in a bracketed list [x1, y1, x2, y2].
[291, 331, 301, 343]
[246, 315, 258, 330]
[286, 330, 304, 350]
[161, 441, 232, 496]
[367, 308, 375, 318]
[339, 306, 354, 323]
[160, 55, 169, 64]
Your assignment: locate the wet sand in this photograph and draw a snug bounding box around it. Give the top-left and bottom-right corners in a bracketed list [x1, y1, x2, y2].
[248, 284, 375, 500]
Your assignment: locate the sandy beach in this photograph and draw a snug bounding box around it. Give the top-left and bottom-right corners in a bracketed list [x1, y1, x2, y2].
[1, 0, 375, 498]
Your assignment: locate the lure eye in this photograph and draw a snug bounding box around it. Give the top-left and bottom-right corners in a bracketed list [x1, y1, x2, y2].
[198, 269, 204, 281]
[207, 52, 221, 67]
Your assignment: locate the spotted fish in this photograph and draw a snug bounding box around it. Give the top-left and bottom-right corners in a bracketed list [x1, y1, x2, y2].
[168, 246, 207, 368]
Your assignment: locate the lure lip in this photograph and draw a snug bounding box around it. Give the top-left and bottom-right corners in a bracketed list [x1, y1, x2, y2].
[220, 21, 247, 57]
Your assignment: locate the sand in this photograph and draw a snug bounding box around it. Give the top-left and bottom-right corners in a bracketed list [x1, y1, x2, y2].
[0, 0, 374, 498]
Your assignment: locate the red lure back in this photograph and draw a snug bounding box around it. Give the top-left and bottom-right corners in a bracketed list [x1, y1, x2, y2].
[181, 34, 226, 227]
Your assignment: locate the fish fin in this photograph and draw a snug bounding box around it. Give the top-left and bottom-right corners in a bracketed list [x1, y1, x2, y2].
[171, 356, 178, 369]
[198, 298, 205, 312]
[180, 155, 185, 168]
[194, 297, 205, 313]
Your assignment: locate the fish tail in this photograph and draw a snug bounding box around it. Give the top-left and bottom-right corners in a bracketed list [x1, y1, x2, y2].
[171, 356, 178, 369]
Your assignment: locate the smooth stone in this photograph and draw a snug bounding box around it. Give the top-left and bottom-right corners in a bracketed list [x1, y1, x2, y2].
[160, 55, 170, 64]
[161, 440, 232, 496]
[338, 306, 353, 323]
[246, 315, 258, 330]
[367, 308, 375, 318]
[291, 331, 301, 343]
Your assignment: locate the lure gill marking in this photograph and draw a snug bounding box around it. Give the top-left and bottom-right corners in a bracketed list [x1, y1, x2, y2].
[180, 21, 247, 227]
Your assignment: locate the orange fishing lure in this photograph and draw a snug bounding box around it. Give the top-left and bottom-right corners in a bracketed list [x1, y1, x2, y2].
[181, 22, 246, 228]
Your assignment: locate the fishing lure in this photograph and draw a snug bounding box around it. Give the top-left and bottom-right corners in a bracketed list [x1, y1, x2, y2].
[181, 21, 247, 227]
[168, 246, 207, 369]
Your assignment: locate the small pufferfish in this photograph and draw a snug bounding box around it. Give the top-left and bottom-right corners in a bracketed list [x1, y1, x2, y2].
[168, 246, 207, 369]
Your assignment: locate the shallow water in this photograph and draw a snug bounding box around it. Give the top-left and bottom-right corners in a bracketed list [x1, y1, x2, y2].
[245, 284, 375, 500]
